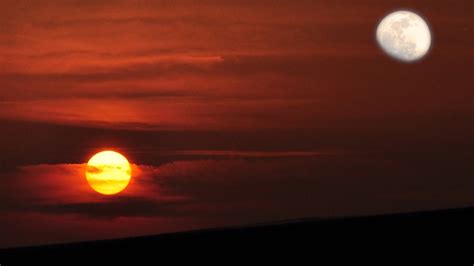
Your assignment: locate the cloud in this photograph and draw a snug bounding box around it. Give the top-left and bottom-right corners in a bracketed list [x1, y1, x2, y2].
[4, 155, 473, 220]
[1, 50, 471, 131]
[32, 197, 190, 219]
[0, 0, 470, 131]
[1, 153, 473, 247]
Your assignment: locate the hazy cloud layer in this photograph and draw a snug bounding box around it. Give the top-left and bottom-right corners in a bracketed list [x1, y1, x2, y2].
[1, 152, 473, 247]
[0, 0, 471, 129]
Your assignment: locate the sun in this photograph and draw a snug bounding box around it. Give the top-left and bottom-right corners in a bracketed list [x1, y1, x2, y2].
[85, 150, 132, 195]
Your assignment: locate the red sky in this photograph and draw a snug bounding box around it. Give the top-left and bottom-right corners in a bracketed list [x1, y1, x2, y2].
[1, 0, 471, 130]
[0, 0, 472, 247]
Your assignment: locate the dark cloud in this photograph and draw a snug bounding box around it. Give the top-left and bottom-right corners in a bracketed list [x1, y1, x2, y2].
[32, 197, 191, 219]
[0, 152, 473, 247]
[0, 119, 471, 170]
[6, 155, 473, 218]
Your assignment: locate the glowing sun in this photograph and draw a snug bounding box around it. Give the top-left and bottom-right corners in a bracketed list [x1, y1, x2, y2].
[86, 150, 132, 195]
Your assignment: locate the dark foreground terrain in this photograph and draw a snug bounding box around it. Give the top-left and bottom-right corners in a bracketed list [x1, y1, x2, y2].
[1, 207, 472, 260]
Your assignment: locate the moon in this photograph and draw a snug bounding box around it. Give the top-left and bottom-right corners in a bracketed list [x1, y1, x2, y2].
[376, 10, 432, 62]
[86, 150, 132, 195]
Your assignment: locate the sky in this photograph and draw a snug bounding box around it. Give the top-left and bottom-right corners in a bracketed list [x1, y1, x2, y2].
[0, 0, 472, 248]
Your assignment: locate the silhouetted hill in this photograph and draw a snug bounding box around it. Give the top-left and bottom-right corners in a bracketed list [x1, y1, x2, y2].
[1, 207, 472, 260]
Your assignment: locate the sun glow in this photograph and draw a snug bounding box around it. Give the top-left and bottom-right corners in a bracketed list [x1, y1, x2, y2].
[85, 150, 131, 195]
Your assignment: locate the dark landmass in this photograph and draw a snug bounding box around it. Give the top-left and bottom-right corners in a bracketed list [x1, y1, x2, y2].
[1, 207, 472, 260]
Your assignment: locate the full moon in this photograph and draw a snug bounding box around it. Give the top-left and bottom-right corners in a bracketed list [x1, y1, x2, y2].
[86, 150, 132, 195]
[376, 10, 431, 62]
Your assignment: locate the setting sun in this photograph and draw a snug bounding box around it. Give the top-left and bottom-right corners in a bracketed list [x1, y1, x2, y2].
[86, 151, 132, 195]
